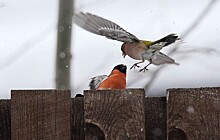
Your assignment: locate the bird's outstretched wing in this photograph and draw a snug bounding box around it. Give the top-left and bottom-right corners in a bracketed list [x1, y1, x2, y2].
[74, 12, 139, 43]
[89, 75, 108, 90]
[152, 52, 179, 65]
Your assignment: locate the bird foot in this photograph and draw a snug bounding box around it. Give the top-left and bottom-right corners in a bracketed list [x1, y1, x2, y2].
[130, 64, 140, 70]
[139, 67, 148, 72]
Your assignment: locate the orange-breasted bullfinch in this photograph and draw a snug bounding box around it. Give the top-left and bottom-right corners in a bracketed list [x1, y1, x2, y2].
[89, 64, 127, 90]
[74, 12, 180, 72]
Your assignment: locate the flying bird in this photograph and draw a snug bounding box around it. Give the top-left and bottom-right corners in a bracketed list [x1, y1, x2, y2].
[89, 64, 127, 90]
[74, 12, 180, 72]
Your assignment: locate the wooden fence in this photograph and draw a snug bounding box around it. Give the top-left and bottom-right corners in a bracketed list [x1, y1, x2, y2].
[0, 87, 220, 140]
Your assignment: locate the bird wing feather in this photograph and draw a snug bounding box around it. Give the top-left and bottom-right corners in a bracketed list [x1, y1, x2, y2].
[151, 52, 178, 65]
[74, 12, 139, 43]
[89, 75, 108, 90]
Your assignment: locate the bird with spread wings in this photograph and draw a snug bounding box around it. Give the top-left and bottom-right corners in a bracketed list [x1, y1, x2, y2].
[74, 12, 180, 72]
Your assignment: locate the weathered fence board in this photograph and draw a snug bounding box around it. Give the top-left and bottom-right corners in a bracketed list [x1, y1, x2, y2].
[72, 96, 84, 140]
[0, 87, 219, 139]
[167, 87, 220, 140]
[145, 97, 166, 140]
[84, 89, 146, 140]
[11, 90, 71, 140]
[0, 100, 11, 140]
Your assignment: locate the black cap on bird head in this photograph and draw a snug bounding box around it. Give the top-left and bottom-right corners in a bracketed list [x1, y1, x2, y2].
[112, 64, 127, 74]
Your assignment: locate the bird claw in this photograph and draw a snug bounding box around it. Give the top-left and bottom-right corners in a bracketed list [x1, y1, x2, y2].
[139, 67, 149, 72]
[130, 64, 140, 70]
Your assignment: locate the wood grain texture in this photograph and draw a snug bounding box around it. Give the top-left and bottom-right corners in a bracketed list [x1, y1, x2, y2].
[167, 87, 220, 140]
[0, 100, 11, 140]
[145, 97, 166, 140]
[72, 97, 84, 140]
[84, 89, 146, 140]
[11, 90, 71, 140]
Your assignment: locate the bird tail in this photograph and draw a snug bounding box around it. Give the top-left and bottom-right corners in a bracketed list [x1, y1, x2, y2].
[155, 33, 180, 46]
[89, 75, 108, 90]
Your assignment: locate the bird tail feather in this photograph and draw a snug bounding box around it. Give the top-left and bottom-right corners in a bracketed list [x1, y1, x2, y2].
[89, 75, 108, 90]
[156, 33, 180, 46]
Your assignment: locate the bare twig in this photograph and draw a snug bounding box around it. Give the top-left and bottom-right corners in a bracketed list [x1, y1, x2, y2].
[144, 0, 218, 91]
[176, 47, 220, 55]
[0, 4, 5, 8]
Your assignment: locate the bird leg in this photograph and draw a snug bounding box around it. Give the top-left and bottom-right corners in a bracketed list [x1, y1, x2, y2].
[139, 62, 152, 72]
[130, 60, 144, 70]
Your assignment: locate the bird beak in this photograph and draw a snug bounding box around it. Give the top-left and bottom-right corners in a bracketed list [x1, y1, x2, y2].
[122, 65, 127, 71]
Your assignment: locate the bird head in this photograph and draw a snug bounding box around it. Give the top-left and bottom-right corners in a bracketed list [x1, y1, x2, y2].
[112, 64, 127, 74]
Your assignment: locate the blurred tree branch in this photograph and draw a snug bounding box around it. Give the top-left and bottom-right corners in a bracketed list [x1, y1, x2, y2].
[55, 0, 74, 89]
[0, 4, 5, 8]
[176, 47, 220, 55]
[144, 0, 218, 92]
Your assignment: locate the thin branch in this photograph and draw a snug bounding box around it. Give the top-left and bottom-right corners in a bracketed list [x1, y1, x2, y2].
[176, 47, 220, 55]
[144, 0, 218, 91]
[0, 4, 5, 8]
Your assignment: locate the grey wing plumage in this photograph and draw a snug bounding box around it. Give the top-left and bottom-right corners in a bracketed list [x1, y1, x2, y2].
[74, 12, 139, 43]
[151, 52, 179, 65]
[89, 75, 108, 90]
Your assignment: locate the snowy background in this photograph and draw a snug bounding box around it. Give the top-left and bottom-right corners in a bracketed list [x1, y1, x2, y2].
[0, 0, 220, 98]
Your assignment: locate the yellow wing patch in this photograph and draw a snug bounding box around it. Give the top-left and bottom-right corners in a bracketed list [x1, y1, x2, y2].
[141, 40, 155, 48]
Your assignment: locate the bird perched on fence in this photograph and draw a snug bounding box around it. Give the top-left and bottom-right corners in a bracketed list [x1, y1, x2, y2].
[89, 64, 127, 90]
[74, 12, 181, 72]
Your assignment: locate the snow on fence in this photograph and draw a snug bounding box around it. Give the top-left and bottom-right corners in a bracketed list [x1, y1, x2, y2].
[0, 88, 220, 140]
